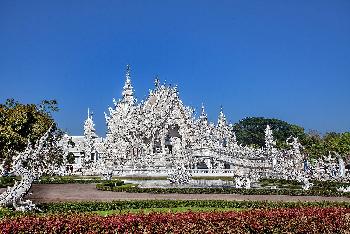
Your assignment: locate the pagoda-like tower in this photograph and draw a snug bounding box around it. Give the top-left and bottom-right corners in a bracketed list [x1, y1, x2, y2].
[121, 64, 135, 105]
[104, 65, 139, 167]
[196, 104, 213, 148]
[216, 106, 228, 147]
[83, 108, 98, 163]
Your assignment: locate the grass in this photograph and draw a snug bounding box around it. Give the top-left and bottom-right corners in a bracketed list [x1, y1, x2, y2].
[91, 207, 244, 216]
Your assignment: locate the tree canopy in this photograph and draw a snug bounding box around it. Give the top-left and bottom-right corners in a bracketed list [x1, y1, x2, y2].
[0, 98, 59, 165]
[232, 117, 350, 159]
[303, 131, 350, 159]
[232, 117, 307, 149]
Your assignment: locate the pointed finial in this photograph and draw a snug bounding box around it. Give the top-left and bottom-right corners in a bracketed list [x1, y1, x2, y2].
[200, 103, 207, 120]
[87, 108, 90, 118]
[154, 75, 160, 88]
[121, 64, 135, 104]
[126, 64, 131, 80]
[217, 105, 226, 126]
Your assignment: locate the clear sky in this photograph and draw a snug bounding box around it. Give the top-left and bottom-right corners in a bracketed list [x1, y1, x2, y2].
[0, 0, 349, 135]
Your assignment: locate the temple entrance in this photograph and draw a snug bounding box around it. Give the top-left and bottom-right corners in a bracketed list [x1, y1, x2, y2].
[153, 138, 162, 153]
[165, 124, 181, 155]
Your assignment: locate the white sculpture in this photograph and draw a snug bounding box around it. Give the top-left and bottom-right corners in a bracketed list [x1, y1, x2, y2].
[337, 186, 350, 193]
[234, 176, 251, 189]
[0, 126, 64, 211]
[168, 164, 192, 185]
[338, 155, 345, 178]
[298, 176, 313, 191]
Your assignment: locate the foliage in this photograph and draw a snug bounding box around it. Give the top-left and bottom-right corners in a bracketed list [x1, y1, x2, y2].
[260, 178, 350, 191]
[259, 178, 302, 186]
[96, 182, 350, 197]
[0, 176, 18, 188]
[1, 199, 350, 218]
[232, 117, 350, 158]
[0, 176, 112, 187]
[35, 176, 119, 184]
[302, 130, 325, 158]
[302, 131, 350, 158]
[0, 98, 59, 167]
[1, 207, 349, 233]
[1, 176, 236, 187]
[101, 180, 125, 187]
[311, 180, 350, 191]
[232, 117, 306, 149]
[92, 207, 243, 215]
[35, 200, 350, 214]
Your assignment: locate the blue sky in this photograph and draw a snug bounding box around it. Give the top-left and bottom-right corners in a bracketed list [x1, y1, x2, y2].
[0, 0, 349, 135]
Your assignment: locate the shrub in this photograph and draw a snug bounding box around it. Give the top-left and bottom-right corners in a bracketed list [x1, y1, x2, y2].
[101, 180, 124, 187]
[0, 176, 17, 188]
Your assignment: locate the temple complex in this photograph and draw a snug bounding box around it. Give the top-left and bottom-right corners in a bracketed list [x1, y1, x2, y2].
[63, 66, 345, 180]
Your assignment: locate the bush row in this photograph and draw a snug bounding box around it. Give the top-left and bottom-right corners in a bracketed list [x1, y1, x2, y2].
[36, 199, 350, 213]
[3, 200, 350, 218]
[0, 176, 234, 187]
[96, 183, 350, 197]
[260, 178, 350, 187]
[1, 207, 349, 233]
[0, 176, 109, 187]
[36, 176, 108, 184]
[260, 178, 303, 186]
[311, 180, 350, 190]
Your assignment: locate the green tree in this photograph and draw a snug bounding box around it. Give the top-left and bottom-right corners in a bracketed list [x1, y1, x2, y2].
[232, 117, 307, 149]
[0, 98, 59, 167]
[323, 132, 350, 157]
[301, 131, 350, 159]
[302, 130, 326, 158]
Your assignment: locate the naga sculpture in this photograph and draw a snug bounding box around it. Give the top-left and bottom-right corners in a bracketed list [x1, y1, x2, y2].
[0, 126, 64, 211]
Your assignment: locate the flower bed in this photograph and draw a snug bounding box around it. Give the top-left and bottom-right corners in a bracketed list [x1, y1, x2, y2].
[1, 207, 349, 233]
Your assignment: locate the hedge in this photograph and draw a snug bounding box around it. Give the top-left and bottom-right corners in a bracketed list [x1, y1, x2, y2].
[96, 182, 350, 197]
[36, 200, 350, 214]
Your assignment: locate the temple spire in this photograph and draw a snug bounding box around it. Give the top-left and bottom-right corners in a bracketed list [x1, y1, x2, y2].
[217, 105, 227, 127]
[154, 75, 160, 89]
[200, 103, 208, 121]
[84, 108, 97, 139]
[121, 65, 135, 104]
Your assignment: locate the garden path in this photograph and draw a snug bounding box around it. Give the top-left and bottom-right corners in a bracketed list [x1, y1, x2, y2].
[1, 184, 349, 203]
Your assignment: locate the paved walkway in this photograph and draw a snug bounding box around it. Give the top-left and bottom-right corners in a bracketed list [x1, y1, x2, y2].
[2, 184, 347, 203]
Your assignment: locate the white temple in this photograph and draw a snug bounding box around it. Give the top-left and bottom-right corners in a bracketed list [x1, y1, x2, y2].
[63, 66, 347, 179]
